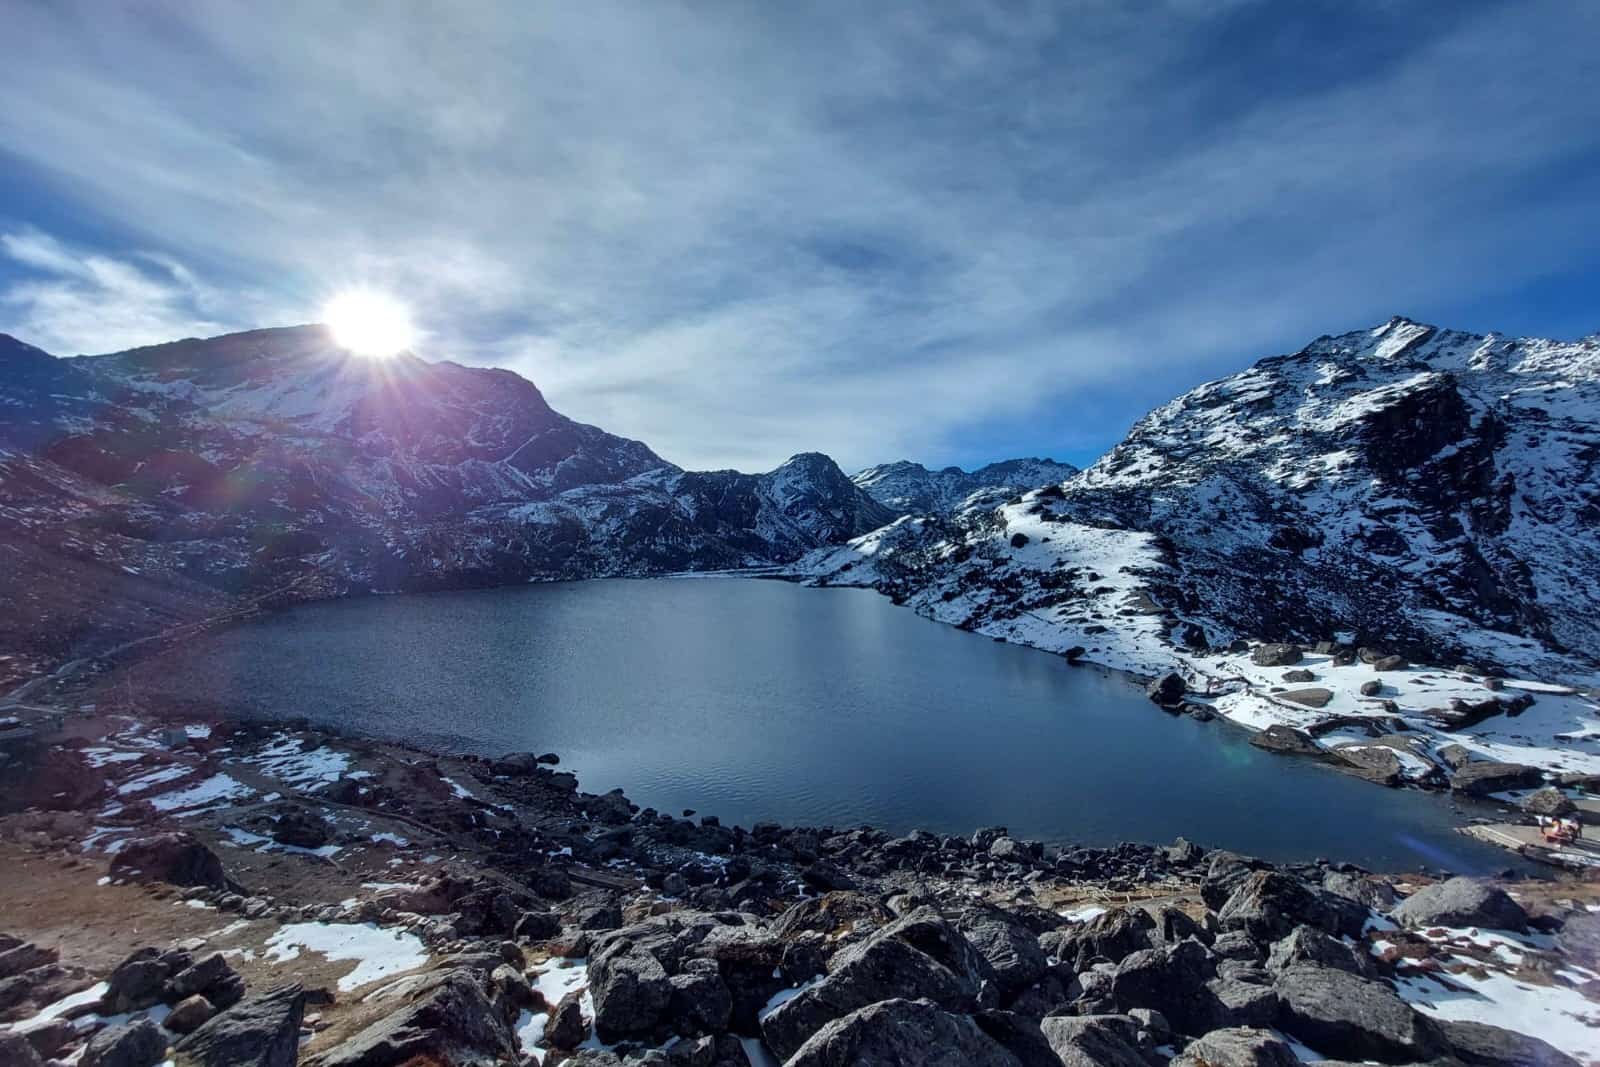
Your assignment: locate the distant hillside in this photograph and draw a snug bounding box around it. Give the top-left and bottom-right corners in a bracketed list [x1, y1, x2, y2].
[852, 457, 1079, 515]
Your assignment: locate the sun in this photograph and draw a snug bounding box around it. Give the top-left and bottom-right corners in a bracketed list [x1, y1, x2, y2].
[323, 290, 415, 357]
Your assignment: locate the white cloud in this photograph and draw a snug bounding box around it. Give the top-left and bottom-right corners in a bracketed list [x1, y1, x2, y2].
[1, 2, 1597, 469]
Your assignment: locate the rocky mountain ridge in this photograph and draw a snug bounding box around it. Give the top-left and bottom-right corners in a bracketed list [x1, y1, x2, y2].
[851, 457, 1080, 515]
[798, 317, 1600, 685]
[0, 325, 895, 675]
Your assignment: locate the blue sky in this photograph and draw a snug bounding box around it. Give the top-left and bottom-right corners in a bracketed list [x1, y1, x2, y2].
[2, 1, 1598, 473]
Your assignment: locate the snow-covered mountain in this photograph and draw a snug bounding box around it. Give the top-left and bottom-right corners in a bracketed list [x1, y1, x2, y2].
[800, 318, 1600, 683]
[0, 325, 894, 670]
[852, 457, 1079, 514]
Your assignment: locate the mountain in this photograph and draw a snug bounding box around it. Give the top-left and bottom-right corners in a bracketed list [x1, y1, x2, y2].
[0, 325, 893, 672]
[852, 457, 1079, 514]
[799, 317, 1600, 683]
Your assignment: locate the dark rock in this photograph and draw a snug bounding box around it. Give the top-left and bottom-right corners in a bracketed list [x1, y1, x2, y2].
[1557, 911, 1600, 968]
[80, 1020, 167, 1067]
[800, 860, 856, 891]
[1283, 669, 1315, 683]
[1372, 655, 1408, 672]
[20, 1017, 76, 1059]
[760, 907, 996, 1061]
[1389, 877, 1527, 932]
[989, 837, 1031, 864]
[1249, 726, 1323, 756]
[957, 911, 1047, 997]
[1218, 871, 1367, 942]
[0, 943, 56, 979]
[1040, 906, 1155, 970]
[1273, 964, 1443, 1063]
[590, 941, 672, 1038]
[1201, 852, 1270, 911]
[1265, 926, 1373, 976]
[1171, 1026, 1299, 1067]
[1435, 1017, 1580, 1067]
[1039, 1014, 1147, 1067]
[166, 952, 240, 1004]
[1321, 871, 1396, 911]
[0, 1032, 44, 1067]
[578, 902, 624, 931]
[787, 997, 1024, 1067]
[1109, 939, 1216, 1033]
[667, 961, 733, 1036]
[105, 950, 171, 1013]
[1252, 644, 1303, 667]
[1331, 744, 1404, 787]
[270, 805, 333, 849]
[546, 991, 589, 1049]
[305, 971, 513, 1066]
[109, 833, 228, 890]
[514, 910, 562, 941]
[1359, 680, 1383, 696]
[1147, 672, 1188, 707]
[1278, 688, 1334, 709]
[175, 984, 305, 1067]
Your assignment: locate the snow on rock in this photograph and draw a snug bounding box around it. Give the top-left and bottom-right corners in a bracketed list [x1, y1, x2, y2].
[851, 457, 1079, 515]
[264, 922, 428, 991]
[242, 735, 352, 786]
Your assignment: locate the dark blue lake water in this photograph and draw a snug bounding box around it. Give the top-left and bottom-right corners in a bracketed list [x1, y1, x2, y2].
[144, 577, 1514, 871]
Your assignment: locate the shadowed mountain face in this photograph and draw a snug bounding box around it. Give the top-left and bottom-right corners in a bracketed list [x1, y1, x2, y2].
[0, 325, 894, 669]
[801, 318, 1600, 680]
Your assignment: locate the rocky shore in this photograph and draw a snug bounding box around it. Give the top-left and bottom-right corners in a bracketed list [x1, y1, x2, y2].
[1, 699, 1598, 1066]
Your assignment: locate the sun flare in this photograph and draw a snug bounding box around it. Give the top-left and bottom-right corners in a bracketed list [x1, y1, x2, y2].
[324, 290, 415, 357]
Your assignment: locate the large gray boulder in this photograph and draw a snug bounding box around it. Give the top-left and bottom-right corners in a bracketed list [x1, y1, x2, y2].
[1435, 1017, 1580, 1067]
[1039, 1014, 1147, 1067]
[109, 833, 229, 890]
[175, 983, 305, 1067]
[305, 971, 514, 1067]
[1171, 1027, 1299, 1067]
[785, 998, 1023, 1067]
[1040, 906, 1155, 970]
[1201, 852, 1271, 911]
[1252, 644, 1303, 667]
[1448, 761, 1543, 796]
[1218, 871, 1368, 942]
[760, 908, 996, 1061]
[1108, 939, 1216, 1034]
[0, 1032, 44, 1067]
[957, 911, 1047, 997]
[1273, 964, 1443, 1063]
[81, 1020, 168, 1067]
[1389, 878, 1527, 932]
[1265, 926, 1374, 977]
[589, 941, 673, 1039]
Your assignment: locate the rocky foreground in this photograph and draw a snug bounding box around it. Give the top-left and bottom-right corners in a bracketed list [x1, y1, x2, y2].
[1, 702, 1598, 1066]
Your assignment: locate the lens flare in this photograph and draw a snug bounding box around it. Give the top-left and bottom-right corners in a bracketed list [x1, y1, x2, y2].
[323, 290, 414, 357]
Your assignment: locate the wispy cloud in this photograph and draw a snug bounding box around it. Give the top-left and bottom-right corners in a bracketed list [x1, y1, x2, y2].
[2, 2, 1598, 469]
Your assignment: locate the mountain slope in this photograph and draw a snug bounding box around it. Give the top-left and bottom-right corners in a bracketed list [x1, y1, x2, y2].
[0, 325, 892, 666]
[852, 457, 1079, 514]
[800, 317, 1600, 682]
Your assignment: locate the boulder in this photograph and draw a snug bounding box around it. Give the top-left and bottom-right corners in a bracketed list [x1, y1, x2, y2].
[174, 984, 305, 1067]
[1147, 672, 1188, 708]
[80, 1020, 168, 1067]
[269, 805, 333, 849]
[1321, 870, 1395, 911]
[957, 911, 1047, 997]
[1201, 852, 1270, 911]
[1389, 877, 1527, 932]
[760, 907, 996, 1061]
[0, 1032, 44, 1067]
[666, 960, 733, 1036]
[1252, 644, 1302, 667]
[1249, 726, 1322, 756]
[109, 833, 229, 890]
[514, 910, 562, 941]
[1218, 871, 1368, 942]
[1518, 787, 1576, 817]
[1273, 964, 1442, 1063]
[1557, 911, 1600, 969]
[1359, 680, 1383, 697]
[1039, 906, 1155, 970]
[1278, 689, 1333, 709]
[305, 971, 513, 1066]
[786, 998, 1024, 1067]
[1039, 1014, 1147, 1067]
[1282, 669, 1316, 683]
[1448, 761, 1543, 796]
[166, 952, 243, 1008]
[1171, 1027, 1298, 1067]
[0, 943, 56, 979]
[1108, 939, 1216, 1033]
[1435, 1017, 1580, 1067]
[105, 949, 174, 1013]
[164, 994, 216, 1034]
[589, 941, 672, 1039]
[546, 990, 589, 1049]
[1331, 744, 1404, 787]
[1372, 655, 1408, 672]
[1265, 926, 1372, 976]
